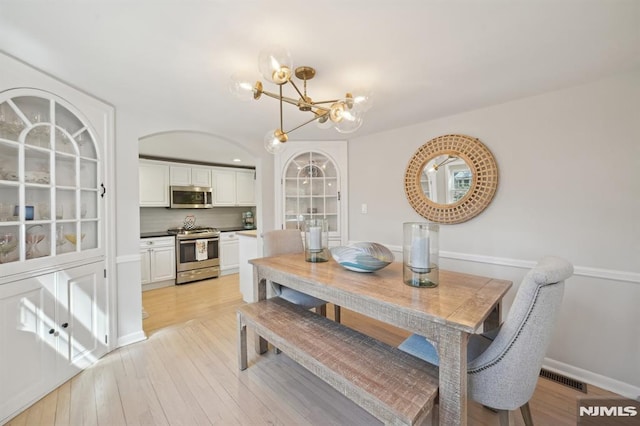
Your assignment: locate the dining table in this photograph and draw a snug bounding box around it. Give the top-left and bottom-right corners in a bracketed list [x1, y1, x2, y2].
[249, 253, 512, 426]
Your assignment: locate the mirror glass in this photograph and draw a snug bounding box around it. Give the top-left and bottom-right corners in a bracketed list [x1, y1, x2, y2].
[420, 155, 472, 204]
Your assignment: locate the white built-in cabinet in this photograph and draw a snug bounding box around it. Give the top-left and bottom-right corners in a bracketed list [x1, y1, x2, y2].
[0, 262, 107, 421]
[274, 141, 348, 246]
[219, 231, 239, 275]
[139, 160, 255, 207]
[212, 167, 256, 206]
[169, 165, 211, 187]
[139, 160, 170, 207]
[140, 236, 175, 290]
[0, 54, 112, 424]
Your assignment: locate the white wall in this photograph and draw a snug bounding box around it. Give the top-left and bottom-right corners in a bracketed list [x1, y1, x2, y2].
[348, 71, 640, 397]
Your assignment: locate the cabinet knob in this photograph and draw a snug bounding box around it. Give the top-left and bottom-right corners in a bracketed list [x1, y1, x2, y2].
[49, 328, 55, 334]
[61, 322, 69, 328]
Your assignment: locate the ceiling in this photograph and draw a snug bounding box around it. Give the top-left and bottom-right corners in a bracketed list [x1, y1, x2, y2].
[1, 0, 639, 161]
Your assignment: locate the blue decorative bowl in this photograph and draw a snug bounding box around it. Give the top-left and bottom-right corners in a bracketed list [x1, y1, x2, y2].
[330, 242, 394, 273]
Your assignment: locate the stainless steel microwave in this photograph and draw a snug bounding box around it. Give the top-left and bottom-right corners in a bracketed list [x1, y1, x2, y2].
[170, 186, 214, 208]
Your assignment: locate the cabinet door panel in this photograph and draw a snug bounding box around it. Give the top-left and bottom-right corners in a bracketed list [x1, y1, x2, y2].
[0, 277, 55, 421]
[56, 262, 107, 375]
[150, 246, 176, 281]
[139, 162, 170, 207]
[236, 170, 255, 206]
[191, 167, 211, 187]
[212, 169, 236, 206]
[140, 248, 151, 285]
[169, 166, 191, 186]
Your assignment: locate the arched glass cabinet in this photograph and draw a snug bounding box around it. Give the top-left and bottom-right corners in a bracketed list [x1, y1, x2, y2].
[0, 89, 102, 265]
[276, 141, 348, 246]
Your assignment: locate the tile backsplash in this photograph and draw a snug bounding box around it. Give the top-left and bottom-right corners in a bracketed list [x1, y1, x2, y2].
[140, 206, 255, 232]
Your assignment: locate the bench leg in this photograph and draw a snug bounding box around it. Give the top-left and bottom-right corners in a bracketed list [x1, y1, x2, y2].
[334, 305, 341, 323]
[237, 312, 248, 370]
[316, 304, 327, 317]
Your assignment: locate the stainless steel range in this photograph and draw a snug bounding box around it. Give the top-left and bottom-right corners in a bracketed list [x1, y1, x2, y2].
[168, 226, 220, 284]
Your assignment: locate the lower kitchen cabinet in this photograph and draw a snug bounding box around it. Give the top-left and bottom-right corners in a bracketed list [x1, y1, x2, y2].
[140, 236, 176, 290]
[220, 231, 239, 275]
[0, 262, 108, 423]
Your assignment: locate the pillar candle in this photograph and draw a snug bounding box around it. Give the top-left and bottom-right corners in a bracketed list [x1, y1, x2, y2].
[309, 226, 321, 250]
[410, 235, 430, 269]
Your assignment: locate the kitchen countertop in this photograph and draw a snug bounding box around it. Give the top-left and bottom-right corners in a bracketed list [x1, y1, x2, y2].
[141, 226, 256, 238]
[140, 231, 173, 238]
[237, 229, 257, 238]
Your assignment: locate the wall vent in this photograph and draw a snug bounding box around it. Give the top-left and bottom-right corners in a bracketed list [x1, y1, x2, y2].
[539, 368, 588, 393]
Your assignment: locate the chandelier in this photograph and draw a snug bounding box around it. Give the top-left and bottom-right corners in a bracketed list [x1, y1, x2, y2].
[230, 47, 372, 154]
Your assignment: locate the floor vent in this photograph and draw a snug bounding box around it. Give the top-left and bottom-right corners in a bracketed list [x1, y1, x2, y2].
[539, 368, 588, 393]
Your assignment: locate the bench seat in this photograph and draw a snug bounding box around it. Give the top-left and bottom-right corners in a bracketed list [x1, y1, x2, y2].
[237, 297, 439, 426]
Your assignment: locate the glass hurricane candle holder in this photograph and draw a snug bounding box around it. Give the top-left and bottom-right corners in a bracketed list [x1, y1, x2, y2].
[304, 218, 329, 262]
[403, 222, 439, 287]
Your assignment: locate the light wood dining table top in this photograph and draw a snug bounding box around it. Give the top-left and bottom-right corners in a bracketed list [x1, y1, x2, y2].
[250, 253, 512, 334]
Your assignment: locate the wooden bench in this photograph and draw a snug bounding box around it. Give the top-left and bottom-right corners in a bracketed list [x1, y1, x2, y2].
[237, 297, 439, 426]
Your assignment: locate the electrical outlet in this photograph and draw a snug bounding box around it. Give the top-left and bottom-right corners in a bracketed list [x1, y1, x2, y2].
[361, 203, 368, 214]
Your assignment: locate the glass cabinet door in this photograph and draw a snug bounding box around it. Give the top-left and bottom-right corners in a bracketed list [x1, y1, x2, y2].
[283, 151, 340, 237]
[0, 90, 101, 265]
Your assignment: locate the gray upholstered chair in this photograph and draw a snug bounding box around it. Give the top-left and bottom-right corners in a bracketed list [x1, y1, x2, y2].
[399, 256, 573, 426]
[262, 229, 341, 322]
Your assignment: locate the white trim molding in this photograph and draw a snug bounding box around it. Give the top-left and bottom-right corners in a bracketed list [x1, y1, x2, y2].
[544, 358, 640, 400]
[378, 244, 640, 284]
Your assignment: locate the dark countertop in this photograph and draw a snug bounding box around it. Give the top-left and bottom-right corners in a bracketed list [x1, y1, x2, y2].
[141, 226, 255, 238]
[140, 231, 173, 238]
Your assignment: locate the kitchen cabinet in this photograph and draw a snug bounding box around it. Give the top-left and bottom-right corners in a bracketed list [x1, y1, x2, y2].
[140, 236, 175, 290]
[275, 141, 348, 246]
[219, 231, 239, 275]
[139, 160, 170, 207]
[211, 168, 255, 206]
[169, 165, 211, 187]
[235, 169, 256, 206]
[0, 262, 108, 422]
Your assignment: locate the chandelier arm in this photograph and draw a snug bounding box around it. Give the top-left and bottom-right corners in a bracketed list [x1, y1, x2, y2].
[284, 113, 324, 135]
[261, 90, 301, 107]
[312, 99, 342, 105]
[287, 79, 307, 101]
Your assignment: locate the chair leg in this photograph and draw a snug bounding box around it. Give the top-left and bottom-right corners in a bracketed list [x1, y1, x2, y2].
[497, 409, 509, 426]
[334, 305, 341, 323]
[520, 402, 534, 426]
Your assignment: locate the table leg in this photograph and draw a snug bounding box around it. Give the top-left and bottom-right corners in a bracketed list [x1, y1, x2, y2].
[437, 328, 469, 426]
[252, 267, 268, 354]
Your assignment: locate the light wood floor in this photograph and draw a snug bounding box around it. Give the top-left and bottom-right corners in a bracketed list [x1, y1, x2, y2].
[7, 274, 617, 426]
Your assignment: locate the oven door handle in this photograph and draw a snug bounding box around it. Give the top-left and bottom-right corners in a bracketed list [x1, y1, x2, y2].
[178, 238, 219, 245]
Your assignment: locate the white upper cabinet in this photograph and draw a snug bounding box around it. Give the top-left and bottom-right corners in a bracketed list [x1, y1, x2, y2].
[139, 160, 170, 207]
[169, 165, 211, 187]
[212, 168, 255, 206]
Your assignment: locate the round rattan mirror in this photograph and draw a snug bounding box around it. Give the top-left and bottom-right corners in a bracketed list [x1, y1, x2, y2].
[404, 134, 498, 224]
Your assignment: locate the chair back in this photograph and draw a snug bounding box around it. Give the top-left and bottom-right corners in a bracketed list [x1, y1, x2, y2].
[467, 256, 574, 410]
[263, 229, 304, 256]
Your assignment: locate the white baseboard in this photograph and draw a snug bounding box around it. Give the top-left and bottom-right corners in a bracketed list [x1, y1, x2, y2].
[543, 358, 640, 400]
[116, 331, 147, 348]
